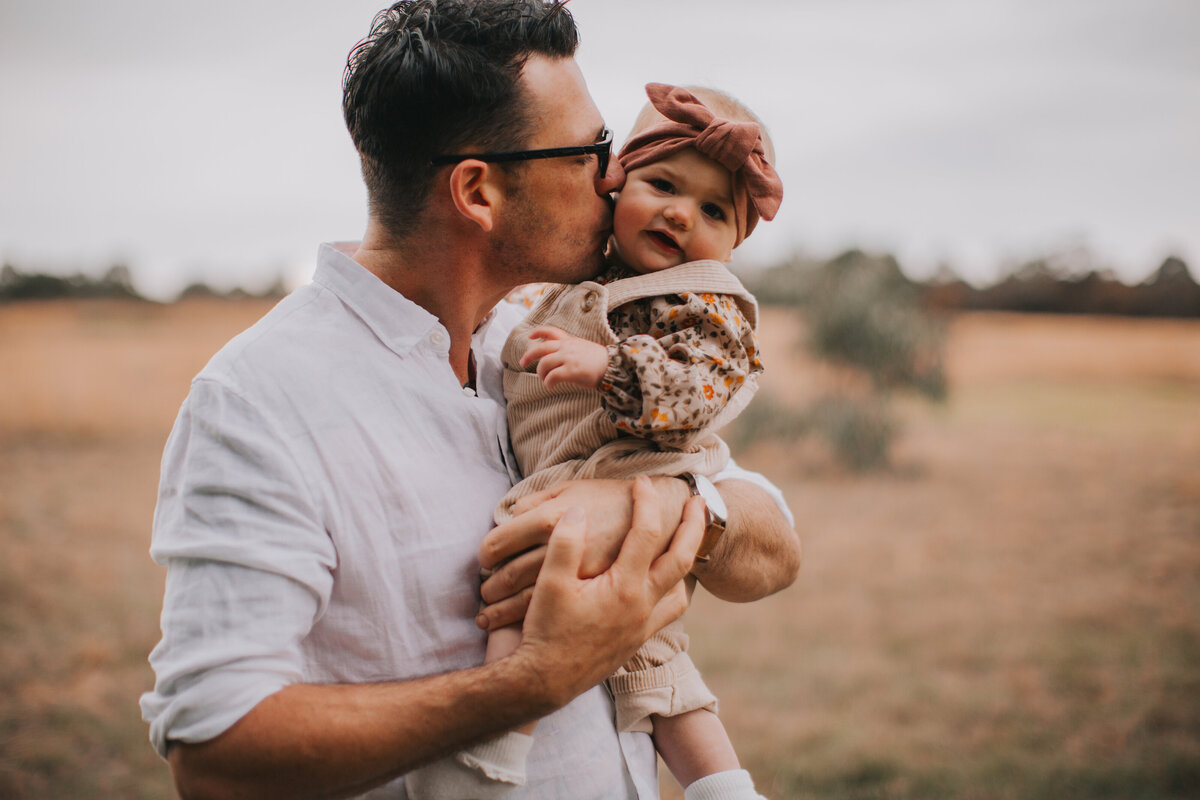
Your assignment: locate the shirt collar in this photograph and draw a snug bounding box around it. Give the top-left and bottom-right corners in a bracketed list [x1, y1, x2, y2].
[313, 242, 442, 357]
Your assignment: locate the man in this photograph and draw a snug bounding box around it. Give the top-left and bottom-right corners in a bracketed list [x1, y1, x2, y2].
[141, 2, 801, 798]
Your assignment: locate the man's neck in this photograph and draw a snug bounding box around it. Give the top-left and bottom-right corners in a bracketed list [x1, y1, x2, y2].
[353, 222, 508, 386]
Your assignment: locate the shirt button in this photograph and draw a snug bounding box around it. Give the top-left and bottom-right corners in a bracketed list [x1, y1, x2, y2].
[430, 331, 445, 345]
[581, 291, 598, 312]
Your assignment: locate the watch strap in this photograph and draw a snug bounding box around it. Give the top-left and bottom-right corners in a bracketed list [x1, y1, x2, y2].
[680, 472, 727, 562]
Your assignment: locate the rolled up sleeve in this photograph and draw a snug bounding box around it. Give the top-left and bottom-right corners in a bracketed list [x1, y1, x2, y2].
[712, 458, 795, 528]
[140, 378, 336, 757]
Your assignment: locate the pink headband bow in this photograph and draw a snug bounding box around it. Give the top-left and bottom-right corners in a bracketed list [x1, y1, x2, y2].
[618, 83, 784, 246]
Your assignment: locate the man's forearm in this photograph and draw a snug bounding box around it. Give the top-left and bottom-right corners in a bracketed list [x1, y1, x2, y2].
[690, 479, 801, 602]
[169, 655, 560, 800]
[478, 476, 801, 630]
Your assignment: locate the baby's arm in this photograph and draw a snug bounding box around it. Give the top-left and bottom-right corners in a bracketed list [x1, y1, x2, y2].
[520, 295, 761, 444]
[602, 292, 761, 448]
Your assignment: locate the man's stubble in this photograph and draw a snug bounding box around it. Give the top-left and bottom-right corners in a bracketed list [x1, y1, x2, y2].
[489, 170, 611, 289]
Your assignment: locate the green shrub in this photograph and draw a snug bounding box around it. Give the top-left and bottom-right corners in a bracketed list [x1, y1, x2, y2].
[723, 393, 810, 453]
[742, 249, 948, 470]
[806, 394, 896, 471]
[799, 250, 946, 401]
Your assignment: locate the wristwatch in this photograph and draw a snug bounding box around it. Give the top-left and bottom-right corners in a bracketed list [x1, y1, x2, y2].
[679, 472, 727, 563]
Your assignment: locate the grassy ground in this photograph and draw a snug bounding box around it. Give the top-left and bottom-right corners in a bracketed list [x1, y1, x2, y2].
[671, 309, 1200, 800]
[1, 300, 1197, 798]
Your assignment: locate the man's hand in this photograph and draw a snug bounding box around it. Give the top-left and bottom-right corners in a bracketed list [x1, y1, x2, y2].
[511, 476, 705, 704]
[520, 326, 610, 389]
[477, 476, 691, 631]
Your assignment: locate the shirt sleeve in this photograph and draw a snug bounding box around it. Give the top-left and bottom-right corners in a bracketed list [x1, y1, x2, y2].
[599, 291, 763, 450]
[139, 377, 336, 758]
[711, 458, 795, 528]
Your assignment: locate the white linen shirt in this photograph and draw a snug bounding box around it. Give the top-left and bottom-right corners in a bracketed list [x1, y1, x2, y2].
[140, 242, 792, 799]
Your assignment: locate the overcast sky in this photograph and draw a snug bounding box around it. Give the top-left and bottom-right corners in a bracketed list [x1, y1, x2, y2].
[1, 0, 1197, 300]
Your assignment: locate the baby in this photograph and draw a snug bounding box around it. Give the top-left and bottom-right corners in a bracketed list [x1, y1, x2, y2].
[407, 83, 782, 800]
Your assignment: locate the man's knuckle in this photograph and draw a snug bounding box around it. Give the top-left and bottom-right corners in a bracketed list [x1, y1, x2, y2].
[482, 541, 505, 566]
[506, 568, 526, 593]
[613, 583, 642, 607]
[626, 520, 652, 539]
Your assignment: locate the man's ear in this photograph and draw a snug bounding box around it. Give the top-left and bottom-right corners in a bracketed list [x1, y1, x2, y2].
[447, 160, 506, 233]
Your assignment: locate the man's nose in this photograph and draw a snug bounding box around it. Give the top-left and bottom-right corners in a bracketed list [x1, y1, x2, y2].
[595, 158, 625, 195]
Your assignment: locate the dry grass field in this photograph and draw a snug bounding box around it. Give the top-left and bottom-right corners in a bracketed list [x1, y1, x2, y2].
[1, 299, 1198, 799]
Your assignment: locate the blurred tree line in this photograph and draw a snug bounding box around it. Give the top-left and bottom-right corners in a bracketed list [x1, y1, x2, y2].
[753, 251, 1199, 319]
[924, 254, 1200, 318]
[5, 250, 1195, 317]
[0, 263, 289, 304]
[0, 263, 144, 302]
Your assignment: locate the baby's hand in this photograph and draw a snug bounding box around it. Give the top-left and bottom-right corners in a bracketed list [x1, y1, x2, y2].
[521, 326, 609, 390]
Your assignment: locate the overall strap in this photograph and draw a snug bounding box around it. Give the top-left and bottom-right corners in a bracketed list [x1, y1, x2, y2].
[602, 260, 759, 328]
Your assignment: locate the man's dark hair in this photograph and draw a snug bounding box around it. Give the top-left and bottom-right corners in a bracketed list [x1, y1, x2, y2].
[343, 0, 579, 234]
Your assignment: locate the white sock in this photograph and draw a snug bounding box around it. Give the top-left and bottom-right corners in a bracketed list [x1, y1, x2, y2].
[404, 732, 534, 799]
[683, 769, 766, 800]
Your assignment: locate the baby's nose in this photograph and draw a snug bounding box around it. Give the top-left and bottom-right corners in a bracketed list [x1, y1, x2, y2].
[664, 202, 692, 229]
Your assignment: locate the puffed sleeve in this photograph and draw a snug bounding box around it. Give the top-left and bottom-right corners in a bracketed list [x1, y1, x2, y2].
[139, 378, 336, 757]
[599, 291, 763, 450]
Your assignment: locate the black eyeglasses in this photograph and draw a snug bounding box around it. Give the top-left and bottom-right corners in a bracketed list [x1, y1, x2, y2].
[431, 127, 613, 179]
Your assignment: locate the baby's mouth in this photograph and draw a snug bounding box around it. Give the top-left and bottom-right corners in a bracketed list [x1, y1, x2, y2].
[647, 230, 682, 254]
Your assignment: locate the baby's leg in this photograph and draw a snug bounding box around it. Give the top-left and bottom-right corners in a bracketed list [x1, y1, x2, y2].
[652, 708, 739, 787]
[486, 622, 522, 662]
[403, 625, 534, 798]
[485, 624, 535, 736]
[654, 710, 766, 800]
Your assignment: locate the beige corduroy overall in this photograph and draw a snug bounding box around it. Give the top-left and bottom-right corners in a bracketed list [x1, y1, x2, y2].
[497, 259, 760, 732]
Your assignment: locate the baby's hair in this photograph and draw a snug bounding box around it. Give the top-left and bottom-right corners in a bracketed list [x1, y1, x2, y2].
[627, 85, 777, 164]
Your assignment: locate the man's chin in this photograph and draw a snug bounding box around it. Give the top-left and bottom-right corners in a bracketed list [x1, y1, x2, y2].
[571, 248, 609, 282]
[536, 234, 610, 284]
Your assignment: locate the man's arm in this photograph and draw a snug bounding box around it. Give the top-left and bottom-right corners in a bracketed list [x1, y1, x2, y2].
[169, 664, 557, 800]
[477, 475, 800, 631]
[169, 481, 704, 800]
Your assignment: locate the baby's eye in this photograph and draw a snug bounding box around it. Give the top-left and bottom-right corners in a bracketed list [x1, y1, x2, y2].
[648, 177, 675, 193]
[701, 203, 726, 221]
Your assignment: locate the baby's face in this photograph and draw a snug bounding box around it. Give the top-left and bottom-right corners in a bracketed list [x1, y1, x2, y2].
[610, 148, 738, 273]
